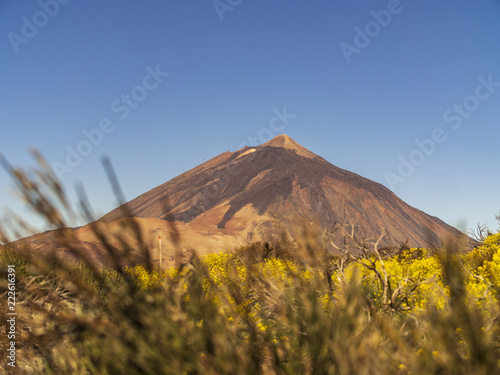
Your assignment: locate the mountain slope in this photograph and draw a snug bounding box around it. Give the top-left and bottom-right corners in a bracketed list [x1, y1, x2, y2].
[100, 134, 461, 248]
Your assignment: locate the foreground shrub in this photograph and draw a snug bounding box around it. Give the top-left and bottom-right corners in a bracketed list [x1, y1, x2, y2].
[1, 153, 500, 374]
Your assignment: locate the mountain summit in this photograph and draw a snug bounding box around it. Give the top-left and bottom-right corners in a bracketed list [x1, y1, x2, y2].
[261, 134, 318, 159]
[100, 135, 461, 249]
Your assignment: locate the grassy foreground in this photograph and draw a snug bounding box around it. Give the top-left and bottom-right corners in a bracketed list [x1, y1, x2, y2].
[1, 230, 500, 374]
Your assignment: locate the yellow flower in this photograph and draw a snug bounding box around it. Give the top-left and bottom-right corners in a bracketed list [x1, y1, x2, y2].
[257, 322, 267, 332]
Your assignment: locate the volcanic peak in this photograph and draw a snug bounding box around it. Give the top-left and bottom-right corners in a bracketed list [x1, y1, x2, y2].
[261, 134, 318, 159]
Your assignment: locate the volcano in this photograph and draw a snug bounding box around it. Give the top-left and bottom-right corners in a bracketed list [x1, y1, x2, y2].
[97, 134, 461, 250]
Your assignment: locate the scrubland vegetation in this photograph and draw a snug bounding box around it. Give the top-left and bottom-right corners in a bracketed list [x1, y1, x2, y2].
[1, 155, 500, 374]
[1, 229, 500, 374]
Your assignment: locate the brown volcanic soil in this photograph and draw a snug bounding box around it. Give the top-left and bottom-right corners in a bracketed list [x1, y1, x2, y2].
[11, 217, 248, 268]
[98, 134, 462, 250]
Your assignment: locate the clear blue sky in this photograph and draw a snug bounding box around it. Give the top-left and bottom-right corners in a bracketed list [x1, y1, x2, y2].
[1, 0, 499, 237]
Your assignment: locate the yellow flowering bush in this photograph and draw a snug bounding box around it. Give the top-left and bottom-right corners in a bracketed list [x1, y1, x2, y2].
[482, 233, 500, 284]
[124, 265, 166, 290]
[120, 232, 500, 321]
[340, 249, 446, 311]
